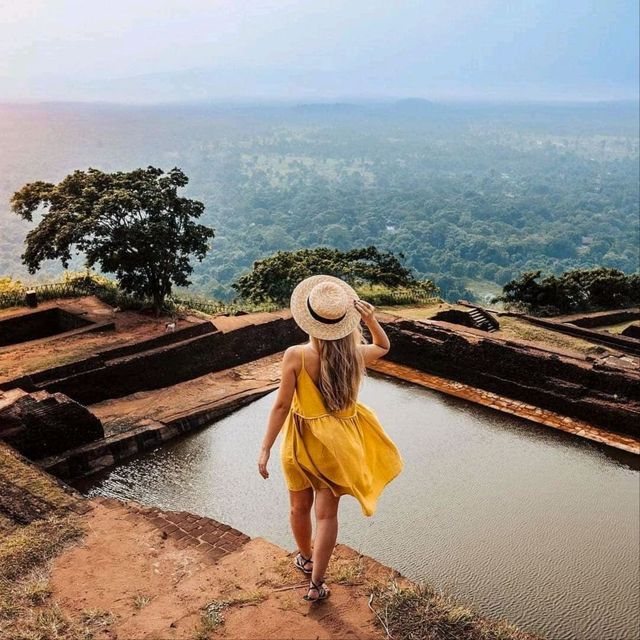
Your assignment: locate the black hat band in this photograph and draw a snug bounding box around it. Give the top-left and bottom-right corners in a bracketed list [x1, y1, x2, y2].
[306, 296, 347, 324]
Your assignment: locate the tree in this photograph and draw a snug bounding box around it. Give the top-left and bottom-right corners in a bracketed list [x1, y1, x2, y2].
[11, 166, 214, 314]
[493, 267, 640, 315]
[232, 245, 436, 305]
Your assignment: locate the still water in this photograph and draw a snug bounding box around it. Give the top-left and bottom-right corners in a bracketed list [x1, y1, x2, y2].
[76, 373, 640, 640]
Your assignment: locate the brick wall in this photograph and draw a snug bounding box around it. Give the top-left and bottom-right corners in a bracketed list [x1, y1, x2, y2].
[382, 319, 640, 437]
[38, 318, 305, 404]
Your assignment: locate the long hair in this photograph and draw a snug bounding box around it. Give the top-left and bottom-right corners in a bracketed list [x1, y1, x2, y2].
[315, 323, 368, 412]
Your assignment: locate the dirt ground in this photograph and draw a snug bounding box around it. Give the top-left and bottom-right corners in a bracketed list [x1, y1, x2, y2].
[90, 353, 284, 435]
[0, 297, 201, 382]
[48, 501, 403, 640]
[378, 302, 636, 360]
[0, 296, 293, 383]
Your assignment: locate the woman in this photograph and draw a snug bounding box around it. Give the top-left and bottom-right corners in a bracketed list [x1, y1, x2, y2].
[257, 274, 404, 602]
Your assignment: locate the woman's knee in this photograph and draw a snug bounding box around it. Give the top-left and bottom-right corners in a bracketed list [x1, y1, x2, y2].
[289, 488, 314, 515]
[314, 489, 340, 520]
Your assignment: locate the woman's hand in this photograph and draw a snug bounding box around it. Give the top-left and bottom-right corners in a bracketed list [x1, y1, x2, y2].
[258, 447, 270, 479]
[354, 298, 376, 325]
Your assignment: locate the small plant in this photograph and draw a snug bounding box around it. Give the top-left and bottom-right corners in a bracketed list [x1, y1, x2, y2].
[194, 590, 268, 639]
[196, 599, 230, 638]
[33, 603, 72, 638]
[133, 594, 153, 609]
[80, 608, 116, 629]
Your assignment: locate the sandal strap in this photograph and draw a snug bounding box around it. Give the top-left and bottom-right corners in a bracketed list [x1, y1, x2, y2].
[296, 553, 313, 567]
[306, 578, 328, 599]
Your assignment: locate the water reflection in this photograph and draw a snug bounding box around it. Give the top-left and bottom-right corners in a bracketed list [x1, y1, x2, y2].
[76, 372, 640, 640]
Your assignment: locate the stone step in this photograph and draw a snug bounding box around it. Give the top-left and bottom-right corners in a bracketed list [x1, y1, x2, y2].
[92, 496, 250, 563]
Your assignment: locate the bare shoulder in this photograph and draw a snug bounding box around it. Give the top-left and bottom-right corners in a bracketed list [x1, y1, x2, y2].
[282, 344, 304, 371]
[358, 342, 389, 365]
[284, 344, 304, 359]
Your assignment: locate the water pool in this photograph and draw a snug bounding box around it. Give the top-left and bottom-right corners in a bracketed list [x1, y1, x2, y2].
[76, 373, 640, 640]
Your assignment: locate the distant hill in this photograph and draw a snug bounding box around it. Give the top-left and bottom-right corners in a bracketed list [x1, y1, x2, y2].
[391, 98, 448, 113]
[293, 103, 367, 116]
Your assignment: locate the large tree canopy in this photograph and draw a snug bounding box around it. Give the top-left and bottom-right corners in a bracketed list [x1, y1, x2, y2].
[494, 267, 640, 315]
[232, 245, 438, 305]
[12, 166, 214, 313]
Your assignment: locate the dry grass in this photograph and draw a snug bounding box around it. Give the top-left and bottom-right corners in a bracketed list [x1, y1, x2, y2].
[368, 579, 543, 640]
[597, 319, 639, 334]
[377, 302, 465, 321]
[325, 555, 366, 585]
[495, 316, 604, 355]
[194, 590, 268, 639]
[0, 445, 79, 517]
[377, 302, 608, 357]
[0, 511, 107, 640]
[272, 555, 299, 583]
[132, 594, 153, 610]
[0, 515, 84, 583]
[0, 569, 116, 640]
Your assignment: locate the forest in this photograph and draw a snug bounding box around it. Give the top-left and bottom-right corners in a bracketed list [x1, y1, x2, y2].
[0, 100, 638, 303]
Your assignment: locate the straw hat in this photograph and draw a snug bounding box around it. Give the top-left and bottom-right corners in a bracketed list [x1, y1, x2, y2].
[290, 274, 361, 340]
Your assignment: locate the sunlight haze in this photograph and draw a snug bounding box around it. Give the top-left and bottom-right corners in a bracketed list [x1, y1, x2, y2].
[1, 0, 638, 102]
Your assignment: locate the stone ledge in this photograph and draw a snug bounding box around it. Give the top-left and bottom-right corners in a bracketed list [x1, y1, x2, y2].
[369, 360, 640, 454]
[38, 386, 277, 480]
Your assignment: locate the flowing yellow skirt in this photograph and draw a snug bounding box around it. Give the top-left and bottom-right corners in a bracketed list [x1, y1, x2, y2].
[279, 401, 404, 517]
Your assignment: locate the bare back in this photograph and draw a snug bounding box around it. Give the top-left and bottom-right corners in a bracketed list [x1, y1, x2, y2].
[298, 342, 386, 387]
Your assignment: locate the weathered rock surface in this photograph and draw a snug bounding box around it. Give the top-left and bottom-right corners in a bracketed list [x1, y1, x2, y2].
[0, 442, 86, 530]
[1, 316, 304, 405]
[621, 323, 640, 340]
[379, 318, 640, 438]
[0, 388, 104, 459]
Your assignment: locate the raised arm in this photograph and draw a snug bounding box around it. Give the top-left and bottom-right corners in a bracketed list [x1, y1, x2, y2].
[354, 299, 390, 365]
[258, 345, 298, 479]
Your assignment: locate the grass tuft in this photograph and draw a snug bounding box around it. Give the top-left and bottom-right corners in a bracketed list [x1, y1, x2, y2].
[368, 579, 543, 640]
[325, 555, 365, 585]
[0, 515, 84, 583]
[132, 594, 153, 610]
[194, 590, 268, 638]
[20, 572, 52, 606]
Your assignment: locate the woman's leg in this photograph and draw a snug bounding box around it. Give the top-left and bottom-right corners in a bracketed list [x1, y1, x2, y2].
[289, 487, 314, 558]
[311, 488, 341, 585]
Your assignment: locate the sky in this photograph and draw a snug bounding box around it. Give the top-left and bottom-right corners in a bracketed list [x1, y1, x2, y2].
[0, 0, 638, 103]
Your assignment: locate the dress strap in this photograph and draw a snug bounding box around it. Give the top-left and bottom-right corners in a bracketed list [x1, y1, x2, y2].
[301, 345, 305, 368]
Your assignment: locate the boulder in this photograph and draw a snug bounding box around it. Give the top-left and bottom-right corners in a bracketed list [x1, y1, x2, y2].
[0, 389, 104, 459]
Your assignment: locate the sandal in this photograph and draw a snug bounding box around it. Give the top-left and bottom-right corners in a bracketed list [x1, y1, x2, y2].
[294, 552, 313, 574]
[303, 577, 330, 602]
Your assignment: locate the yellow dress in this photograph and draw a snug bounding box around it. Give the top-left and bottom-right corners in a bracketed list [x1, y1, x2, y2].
[279, 347, 404, 517]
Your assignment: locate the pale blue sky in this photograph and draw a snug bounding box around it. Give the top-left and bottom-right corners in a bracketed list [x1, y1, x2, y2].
[1, 0, 638, 102]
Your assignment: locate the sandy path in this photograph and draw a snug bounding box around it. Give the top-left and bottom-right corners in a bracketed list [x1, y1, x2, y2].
[49, 501, 401, 639]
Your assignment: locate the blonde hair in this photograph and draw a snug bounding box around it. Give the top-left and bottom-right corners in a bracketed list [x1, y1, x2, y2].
[314, 323, 368, 412]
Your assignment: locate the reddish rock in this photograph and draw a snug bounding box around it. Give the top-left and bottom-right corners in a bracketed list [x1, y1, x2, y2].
[0, 388, 104, 459]
[379, 318, 640, 438]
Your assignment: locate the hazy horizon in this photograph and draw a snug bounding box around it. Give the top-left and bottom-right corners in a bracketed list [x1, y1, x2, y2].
[1, 0, 638, 104]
